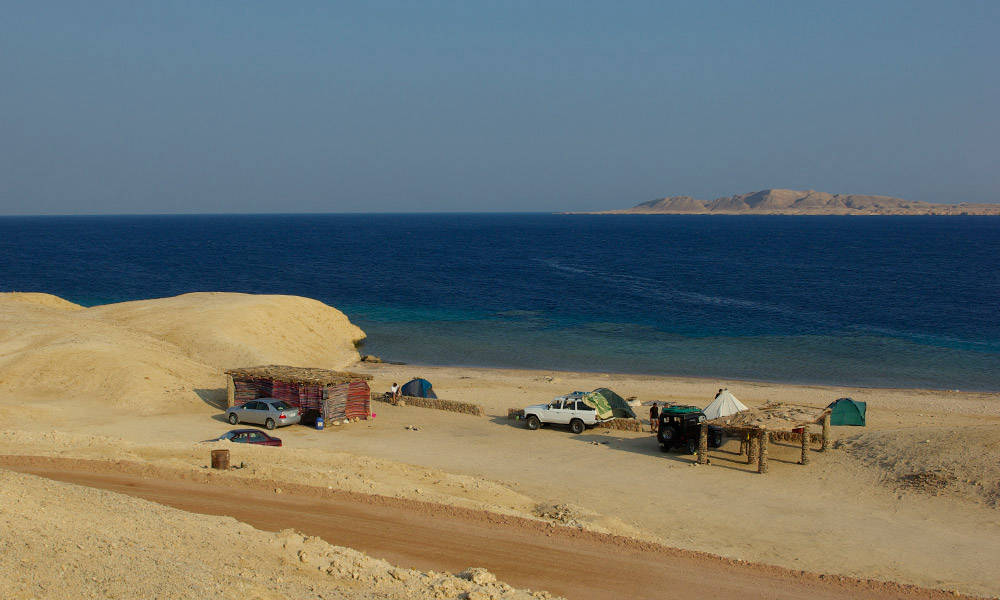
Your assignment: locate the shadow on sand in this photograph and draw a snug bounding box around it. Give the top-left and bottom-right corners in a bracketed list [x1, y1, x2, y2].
[195, 388, 232, 423]
[571, 431, 802, 472]
[490, 415, 801, 473]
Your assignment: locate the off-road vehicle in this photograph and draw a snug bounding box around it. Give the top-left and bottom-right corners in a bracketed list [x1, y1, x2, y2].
[523, 393, 611, 434]
[657, 405, 723, 454]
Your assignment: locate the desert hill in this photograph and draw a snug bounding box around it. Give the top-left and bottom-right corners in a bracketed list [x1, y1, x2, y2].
[604, 188, 1000, 215]
[0, 292, 366, 412]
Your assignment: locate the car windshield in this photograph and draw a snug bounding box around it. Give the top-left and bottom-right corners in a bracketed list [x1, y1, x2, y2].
[269, 401, 291, 410]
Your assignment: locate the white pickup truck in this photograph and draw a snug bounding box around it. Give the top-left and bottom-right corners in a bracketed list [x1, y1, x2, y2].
[523, 393, 609, 434]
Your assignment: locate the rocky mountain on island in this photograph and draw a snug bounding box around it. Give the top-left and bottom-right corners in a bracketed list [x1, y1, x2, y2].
[601, 189, 1000, 215]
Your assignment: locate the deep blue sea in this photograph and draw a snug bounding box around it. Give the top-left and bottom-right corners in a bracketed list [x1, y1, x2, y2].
[2, 214, 999, 391]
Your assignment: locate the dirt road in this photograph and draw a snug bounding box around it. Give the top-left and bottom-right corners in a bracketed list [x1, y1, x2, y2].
[0, 456, 974, 600]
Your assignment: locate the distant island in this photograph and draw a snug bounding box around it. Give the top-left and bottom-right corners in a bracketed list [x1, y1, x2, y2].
[589, 189, 1000, 215]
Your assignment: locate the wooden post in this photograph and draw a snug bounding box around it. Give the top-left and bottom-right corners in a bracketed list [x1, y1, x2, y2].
[800, 425, 810, 465]
[758, 429, 769, 474]
[226, 375, 235, 408]
[697, 422, 709, 464]
[821, 413, 831, 452]
[747, 430, 759, 465]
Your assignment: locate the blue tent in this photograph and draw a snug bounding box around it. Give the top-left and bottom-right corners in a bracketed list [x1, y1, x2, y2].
[400, 378, 437, 399]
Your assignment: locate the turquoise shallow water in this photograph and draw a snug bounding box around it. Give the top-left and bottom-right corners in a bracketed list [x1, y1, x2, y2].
[347, 305, 1000, 390]
[2, 213, 999, 390]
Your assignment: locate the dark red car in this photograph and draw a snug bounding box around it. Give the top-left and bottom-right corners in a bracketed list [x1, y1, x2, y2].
[205, 429, 282, 446]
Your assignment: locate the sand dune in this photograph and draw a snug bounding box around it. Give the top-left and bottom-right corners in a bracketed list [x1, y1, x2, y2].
[0, 293, 366, 413]
[82, 292, 366, 370]
[0, 291, 84, 310]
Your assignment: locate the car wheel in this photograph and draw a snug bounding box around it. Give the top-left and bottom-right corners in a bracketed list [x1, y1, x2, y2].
[228, 413, 238, 425]
[526, 415, 541, 431]
[661, 427, 676, 441]
[570, 419, 585, 435]
[686, 438, 699, 455]
[265, 418, 276, 430]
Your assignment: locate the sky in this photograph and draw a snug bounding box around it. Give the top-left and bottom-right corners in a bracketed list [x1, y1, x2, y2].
[1, 1, 998, 214]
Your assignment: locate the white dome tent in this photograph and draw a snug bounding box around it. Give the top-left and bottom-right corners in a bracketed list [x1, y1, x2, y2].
[703, 389, 748, 420]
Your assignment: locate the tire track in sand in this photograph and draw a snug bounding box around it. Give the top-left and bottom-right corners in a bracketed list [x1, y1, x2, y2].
[0, 455, 981, 600]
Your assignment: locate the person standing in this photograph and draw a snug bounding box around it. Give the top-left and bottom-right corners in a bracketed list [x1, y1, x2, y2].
[390, 382, 399, 402]
[649, 402, 659, 433]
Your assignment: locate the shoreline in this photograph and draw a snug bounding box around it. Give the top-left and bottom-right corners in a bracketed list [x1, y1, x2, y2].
[356, 358, 991, 396]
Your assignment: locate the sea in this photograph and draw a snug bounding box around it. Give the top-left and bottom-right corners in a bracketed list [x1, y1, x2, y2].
[2, 214, 999, 391]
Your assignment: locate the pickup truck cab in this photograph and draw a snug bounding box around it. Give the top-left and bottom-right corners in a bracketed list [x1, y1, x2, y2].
[523, 393, 609, 434]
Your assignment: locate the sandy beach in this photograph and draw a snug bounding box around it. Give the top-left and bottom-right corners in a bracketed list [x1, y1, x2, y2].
[1, 292, 998, 598]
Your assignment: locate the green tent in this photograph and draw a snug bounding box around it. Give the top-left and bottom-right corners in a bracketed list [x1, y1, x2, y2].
[592, 388, 637, 419]
[828, 397, 866, 426]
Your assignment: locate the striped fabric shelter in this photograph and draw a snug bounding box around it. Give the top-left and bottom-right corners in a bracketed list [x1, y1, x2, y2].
[226, 365, 372, 423]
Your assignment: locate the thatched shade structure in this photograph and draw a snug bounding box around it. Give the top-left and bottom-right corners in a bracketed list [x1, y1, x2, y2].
[703, 402, 831, 474]
[226, 365, 373, 423]
[707, 403, 829, 432]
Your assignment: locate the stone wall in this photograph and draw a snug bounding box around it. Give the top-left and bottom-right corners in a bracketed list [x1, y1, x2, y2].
[770, 431, 823, 444]
[593, 418, 645, 432]
[375, 393, 484, 416]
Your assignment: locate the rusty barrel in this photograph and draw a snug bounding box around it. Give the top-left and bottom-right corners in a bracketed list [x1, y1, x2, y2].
[211, 449, 230, 470]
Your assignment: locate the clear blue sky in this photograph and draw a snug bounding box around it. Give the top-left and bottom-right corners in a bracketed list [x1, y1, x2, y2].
[1, 1, 997, 214]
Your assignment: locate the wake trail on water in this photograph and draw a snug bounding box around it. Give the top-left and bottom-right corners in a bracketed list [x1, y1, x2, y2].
[533, 257, 841, 324]
[533, 257, 993, 351]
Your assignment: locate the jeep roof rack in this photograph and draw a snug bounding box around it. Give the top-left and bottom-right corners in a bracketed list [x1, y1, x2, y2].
[660, 405, 703, 414]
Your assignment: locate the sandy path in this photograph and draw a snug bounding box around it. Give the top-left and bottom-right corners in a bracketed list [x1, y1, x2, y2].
[1, 455, 976, 600]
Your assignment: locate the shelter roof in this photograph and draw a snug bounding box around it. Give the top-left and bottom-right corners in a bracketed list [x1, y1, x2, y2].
[706, 402, 829, 431]
[226, 365, 372, 385]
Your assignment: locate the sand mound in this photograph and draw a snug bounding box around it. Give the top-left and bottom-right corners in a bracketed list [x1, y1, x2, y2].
[0, 292, 83, 310]
[0, 468, 554, 600]
[83, 292, 366, 370]
[0, 293, 366, 413]
[842, 425, 1000, 506]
